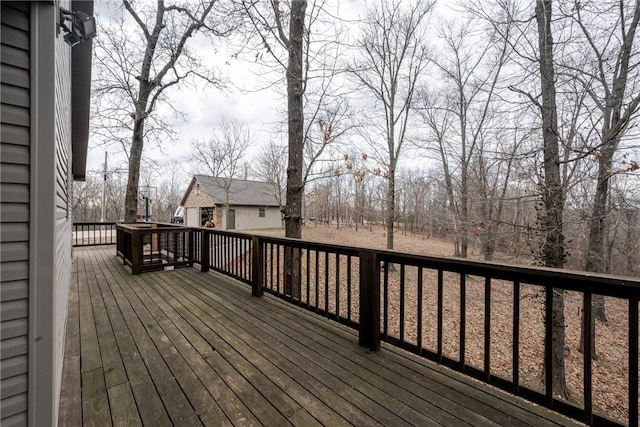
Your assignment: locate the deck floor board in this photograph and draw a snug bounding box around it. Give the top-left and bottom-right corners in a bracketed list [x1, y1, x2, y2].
[150, 265, 383, 426]
[60, 246, 581, 427]
[91, 249, 172, 426]
[173, 270, 451, 426]
[151, 271, 380, 426]
[203, 272, 549, 427]
[149, 274, 336, 426]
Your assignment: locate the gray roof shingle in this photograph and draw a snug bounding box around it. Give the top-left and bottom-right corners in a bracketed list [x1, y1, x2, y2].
[193, 175, 283, 207]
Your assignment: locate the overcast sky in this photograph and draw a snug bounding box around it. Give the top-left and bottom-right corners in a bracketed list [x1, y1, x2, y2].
[85, 0, 455, 179]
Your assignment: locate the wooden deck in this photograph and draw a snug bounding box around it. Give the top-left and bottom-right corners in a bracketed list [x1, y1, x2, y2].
[58, 246, 581, 426]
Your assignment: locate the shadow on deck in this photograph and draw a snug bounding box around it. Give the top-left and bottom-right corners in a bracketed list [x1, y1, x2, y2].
[59, 246, 579, 426]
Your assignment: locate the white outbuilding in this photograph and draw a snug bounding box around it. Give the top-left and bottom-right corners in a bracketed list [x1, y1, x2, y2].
[180, 175, 283, 230]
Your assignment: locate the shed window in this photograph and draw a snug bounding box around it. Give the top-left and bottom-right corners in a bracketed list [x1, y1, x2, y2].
[195, 183, 200, 195]
[259, 208, 265, 218]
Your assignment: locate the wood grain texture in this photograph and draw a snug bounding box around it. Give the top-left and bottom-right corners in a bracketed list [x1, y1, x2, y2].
[61, 246, 582, 427]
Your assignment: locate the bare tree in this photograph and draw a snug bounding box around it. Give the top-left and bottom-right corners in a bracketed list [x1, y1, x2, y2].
[241, 0, 306, 239]
[72, 177, 102, 222]
[303, 98, 354, 185]
[253, 139, 288, 209]
[104, 170, 128, 221]
[192, 117, 251, 178]
[395, 169, 432, 237]
[157, 160, 187, 221]
[93, 0, 231, 222]
[417, 14, 511, 258]
[241, 0, 352, 239]
[419, 92, 460, 248]
[341, 151, 369, 232]
[239, 0, 309, 296]
[474, 131, 521, 261]
[562, 1, 640, 341]
[535, 0, 569, 399]
[191, 117, 251, 228]
[468, 0, 572, 397]
[349, 0, 433, 250]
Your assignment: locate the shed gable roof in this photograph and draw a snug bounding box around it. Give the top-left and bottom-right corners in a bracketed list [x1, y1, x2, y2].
[181, 175, 283, 207]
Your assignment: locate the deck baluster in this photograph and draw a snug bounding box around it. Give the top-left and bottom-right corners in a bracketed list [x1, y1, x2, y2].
[201, 230, 210, 273]
[251, 235, 263, 297]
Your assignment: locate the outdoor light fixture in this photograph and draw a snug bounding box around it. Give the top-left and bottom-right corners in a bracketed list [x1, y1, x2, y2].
[59, 7, 97, 47]
[63, 30, 81, 47]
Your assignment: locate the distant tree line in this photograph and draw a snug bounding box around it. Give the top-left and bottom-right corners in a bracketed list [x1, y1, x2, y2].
[85, 0, 640, 396]
[83, 0, 640, 278]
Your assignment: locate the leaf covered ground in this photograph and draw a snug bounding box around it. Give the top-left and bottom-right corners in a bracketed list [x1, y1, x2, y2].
[256, 224, 635, 424]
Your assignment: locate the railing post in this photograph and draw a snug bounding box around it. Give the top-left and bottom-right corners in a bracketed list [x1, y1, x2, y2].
[131, 229, 142, 275]
[252, 235, 264, 297]
[201, 229, 210, 273]
[359, 250, 380, 351]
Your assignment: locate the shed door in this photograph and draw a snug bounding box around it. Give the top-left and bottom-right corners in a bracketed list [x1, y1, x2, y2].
[186, 208, 199, 227]
[227, 209, 236, 230]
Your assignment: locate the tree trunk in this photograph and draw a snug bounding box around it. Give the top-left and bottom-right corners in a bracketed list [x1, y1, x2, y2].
[283, 0, 307, 298]
[336, 178, 341, 230]
[625, 209, 638, 276]
[460, 159, 469, 258]
[584, 142, 615, 317]
[579, 0, 640, 359]
[478, 167, 495, 261]
[535, 0, 568, 399]
[453, 220, 461, 257]
[439, 140, 460, 257]
[124, 116, 146, 222]
[482, 222, 498, 261]
[354, 183, 360, 232]
[579, 141, 615, 359]
[578, 304, 596, 359]
[386, 172, 395, 250]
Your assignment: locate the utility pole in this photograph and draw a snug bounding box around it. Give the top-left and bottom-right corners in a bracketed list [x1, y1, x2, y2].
[101, 151, 107, 223]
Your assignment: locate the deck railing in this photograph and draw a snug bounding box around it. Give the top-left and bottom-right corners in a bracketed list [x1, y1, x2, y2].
[373, 250, 639, 427]
[116, 223, 194, 274]
[191, 227, 204, 264]
[199, 229, 253, 284]
[201, 230, 638, 426]
[118, 225, 639, 426]
[196, 231, 362, 328]
[72, 222, 118, 246]
[260, 236, 362, 329]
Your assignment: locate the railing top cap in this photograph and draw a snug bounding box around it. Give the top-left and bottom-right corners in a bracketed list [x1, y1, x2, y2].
[115, 222, 195, 233]
[116, 223, 153, 229]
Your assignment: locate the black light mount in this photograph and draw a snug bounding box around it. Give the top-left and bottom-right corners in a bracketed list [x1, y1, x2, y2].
[59, 7, 97, 47]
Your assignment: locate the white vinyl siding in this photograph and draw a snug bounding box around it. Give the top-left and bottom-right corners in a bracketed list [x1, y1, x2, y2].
[52, 5, 73, 422]
[224, 206, 282, 230]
